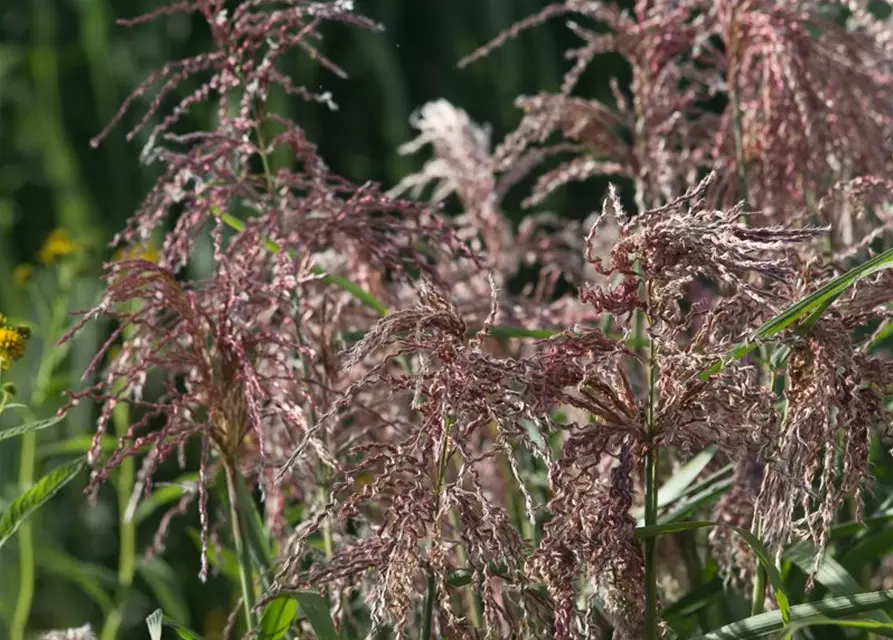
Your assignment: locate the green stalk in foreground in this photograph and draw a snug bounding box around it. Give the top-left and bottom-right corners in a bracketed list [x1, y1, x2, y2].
[644, 330, 660, 640]
[11, 291, 69, 640]
[224, 458, 257, 632]
[100, 401, 137, 640]
[10, 430, 36, 640]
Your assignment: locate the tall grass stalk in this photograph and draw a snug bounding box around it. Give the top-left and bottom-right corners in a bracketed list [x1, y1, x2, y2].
[224, 458, 257, 632]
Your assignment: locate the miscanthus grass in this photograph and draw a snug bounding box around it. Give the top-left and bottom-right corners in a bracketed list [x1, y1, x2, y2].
[5, 1, 893, 639]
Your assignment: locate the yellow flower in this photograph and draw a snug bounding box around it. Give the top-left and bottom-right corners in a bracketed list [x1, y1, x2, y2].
[112, 242, 160, 263]
[13, 264, 34, 286]
[0, 323, 30, 371]
[38, 229, 80, 265]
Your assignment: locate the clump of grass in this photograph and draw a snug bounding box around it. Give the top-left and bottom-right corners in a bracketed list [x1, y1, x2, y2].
[7, 1, 893, 639]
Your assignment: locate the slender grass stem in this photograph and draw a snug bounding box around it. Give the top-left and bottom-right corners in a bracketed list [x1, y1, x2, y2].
[751, 528, 767, 616]
[12, 291, 68, 640]
[100, 401, 136, 640]
[10, 431, 36, 640]
[420, 571, 436, 640]
[420, 418, 454, 640]
[644, 310, 660, 640]
[224, 459, 256, 632]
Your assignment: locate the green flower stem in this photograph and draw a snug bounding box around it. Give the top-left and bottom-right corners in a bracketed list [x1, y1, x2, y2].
[11, 291, 68, 640]
[224, 458, 256, 632]
[10, 430, 36, 640]
[420, 572, 436, 640]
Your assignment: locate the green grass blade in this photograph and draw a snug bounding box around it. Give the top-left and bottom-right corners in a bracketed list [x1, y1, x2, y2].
[0, 456, 85, 551]
[186, 528, 241, 584]
[658, 467, 734, 524]
[701, 245, 893, 379]
[840, 525, 893, 577]
[636, 446, 718, 523]
[279, 590, 341, 640]
[784, 541, 893, 629]
[259, 595, 300, 640]
[132, 474, 199, 524]
[636, 521, 790, 623]
[779, 616, 893, 639]
[138, 558, 191, 626]
[37, 435, 118, 459]
[0, 414, 65, 443]
[695, 589, 893, 639]
[36, 546, 115, 614]
[235, 474, 273, 582]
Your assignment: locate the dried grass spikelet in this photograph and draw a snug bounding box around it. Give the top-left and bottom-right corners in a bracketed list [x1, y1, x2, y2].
[710, 453, 764, 587]
[756, 316, 893, 574]
[706, 0, 893, 219]
[581, 173, 825, 322]
[459, 0, 711, 210]
[274, 281, 565, 637]
[40, 626, 97, 640]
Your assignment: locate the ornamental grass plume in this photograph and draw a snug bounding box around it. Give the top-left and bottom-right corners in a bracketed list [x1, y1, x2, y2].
[59, 0, 893, 636]
[62, 0, 468, 588]
[274, 281, 559, 637]
[459, 0, 893, 219]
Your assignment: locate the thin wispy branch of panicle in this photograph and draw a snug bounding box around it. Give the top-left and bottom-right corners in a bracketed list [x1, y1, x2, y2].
[684, 1, 892, 223]
[273, 282, 578, 635]
[459, 0, 893, 223]
[460, 0, 711, 211]
[57, 221, 335, 578]
[582, 174, 826, 322]
[389, 99, 607, 334]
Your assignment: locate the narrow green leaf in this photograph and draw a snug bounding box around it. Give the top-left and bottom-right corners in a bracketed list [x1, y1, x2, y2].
[785, 541, 892, 628]
[779, 616, 893, 639]
[138, 558, 191, 626]
[658, 472, 733, 524]
[0, 456, 85, 551]
[656, 446, 718, 509]
[0, 414, 65, 443]
[282, 590, 341, 640]
[162, 617, 203, 640]
[259, 595, 299, 640]
[664, 578, 725, 621]
[134, 474, 199, 524]
[695, 589, 893, 639]
[38, 434, 119, 459]
[186, 528, 241, 584]
[829, 507, 893, 540]
[36, 545, 117, 613]
[701, 245, 893, 379]
[635, 446, 718, 523]
[636, 521, 790, 623]
[867, 318, 893, 351]
[235, 475, 273, 581]
[840, 526, 893, 577]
